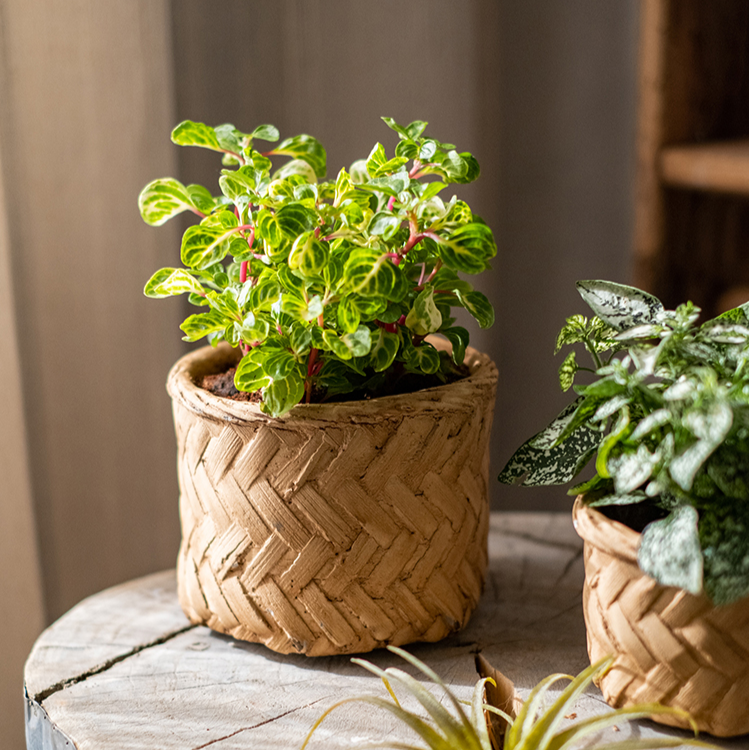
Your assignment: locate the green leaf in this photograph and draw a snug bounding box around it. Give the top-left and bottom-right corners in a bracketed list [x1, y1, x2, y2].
[366, 142, 409, 178]
[638, 506, 703, 595]
[234, 354, 271, 393]
[255, 208, 282, 246]
[558, 351, 578, 391]
[288, 231, 329, 277]
[405, 287, 442, 336]
[498, 400, 601, 486]
[262, 370, 305, 416]
[439, 222, 496, 274]
[275, 203, 318, 238]
[455, 290, 494, 328]
[180, 224, 237, 269]
[554, 314, 587, 353]
[270, 134, 326, 179]
[250, 277, 281, 310]
[138, 178, 197, 226]
[370, 328, 400, 372]
[440, 326, 469, 366]
[337, 296, 361, 333]
[595, 407, 630, 478]
[144, 268, 204, 298]
[344, 249, 408, 301]
[179, 310, 225, 342]
[273, 158, 318, 183]
[251, 124, 280, 142]
[357, 172, 410, 197]
[405, 342, 441, 374]
[341, 325, 372, 357]
[405, 120, 428, 139]
[576, 280, 664, 332]
[264, 348, 296, 380]
[369, 211, 403, 238]
[171, 120, 222, 151]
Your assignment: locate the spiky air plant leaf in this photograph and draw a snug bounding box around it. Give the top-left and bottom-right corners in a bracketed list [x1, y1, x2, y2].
[301, 648, 718, 750]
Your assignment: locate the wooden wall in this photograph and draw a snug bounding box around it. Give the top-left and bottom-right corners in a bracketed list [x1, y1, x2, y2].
[0, 2, 639, 746]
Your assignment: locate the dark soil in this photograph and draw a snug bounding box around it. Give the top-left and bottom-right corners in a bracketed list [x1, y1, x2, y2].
[200, 360, 470, 405]
[201, 367, 262, 403]
[597, 500, 668, 533]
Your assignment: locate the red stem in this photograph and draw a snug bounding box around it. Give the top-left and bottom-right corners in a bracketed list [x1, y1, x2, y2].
[387, 195, 396, 211]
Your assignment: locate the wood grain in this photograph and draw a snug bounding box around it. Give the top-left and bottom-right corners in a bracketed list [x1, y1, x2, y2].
[25, 513, 741, 750]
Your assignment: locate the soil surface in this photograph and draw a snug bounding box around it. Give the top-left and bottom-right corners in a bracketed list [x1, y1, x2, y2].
[200, 367, 262, 403]
[598, 500, 668, 533]
[200, 360, 470, 405]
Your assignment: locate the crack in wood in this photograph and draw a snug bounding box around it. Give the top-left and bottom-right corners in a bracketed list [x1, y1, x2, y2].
[189, 697, 327, 749]
[34, 624, 197, 702]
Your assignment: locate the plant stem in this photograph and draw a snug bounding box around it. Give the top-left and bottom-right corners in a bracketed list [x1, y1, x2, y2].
[387, 195, 396, 211]
[584, 336, 603, 370]
[305, 348, 318, 404]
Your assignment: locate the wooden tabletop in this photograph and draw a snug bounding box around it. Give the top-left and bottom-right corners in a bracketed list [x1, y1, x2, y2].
[24, 512, 744, 750]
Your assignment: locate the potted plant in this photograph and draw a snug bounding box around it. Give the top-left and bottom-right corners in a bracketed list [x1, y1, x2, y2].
[499, 280, 749, 736]
[139, 117, 498, 657]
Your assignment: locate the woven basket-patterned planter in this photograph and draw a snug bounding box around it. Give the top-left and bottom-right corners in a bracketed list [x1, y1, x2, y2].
[573, 496, 749, 737]
[167, 339, 497, 657]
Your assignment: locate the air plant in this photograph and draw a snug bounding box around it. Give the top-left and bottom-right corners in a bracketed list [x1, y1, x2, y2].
[301, 646, 717, 750]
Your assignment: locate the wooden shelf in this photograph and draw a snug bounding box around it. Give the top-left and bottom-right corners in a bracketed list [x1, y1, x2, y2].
[659, 139, 749, 196]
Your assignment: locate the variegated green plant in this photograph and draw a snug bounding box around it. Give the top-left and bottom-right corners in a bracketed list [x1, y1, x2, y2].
[499, 279, 749, 605]
[301, 646, 715, 750]
[140, 118, 495, 417]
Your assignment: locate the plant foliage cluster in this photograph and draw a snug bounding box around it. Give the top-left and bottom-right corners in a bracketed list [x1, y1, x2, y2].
[499, 280, 749, 605]
[139, 118, 495, 416]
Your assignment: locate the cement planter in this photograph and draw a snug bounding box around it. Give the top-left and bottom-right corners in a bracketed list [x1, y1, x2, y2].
[167, 339, 497, 656]
[574, 497, 749, 737]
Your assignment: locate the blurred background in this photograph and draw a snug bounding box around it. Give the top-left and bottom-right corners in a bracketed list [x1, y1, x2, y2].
[1, 0, 647, 746]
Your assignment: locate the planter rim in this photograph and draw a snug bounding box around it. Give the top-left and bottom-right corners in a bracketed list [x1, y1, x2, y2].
[167, 336, 498, 426]
[572, 496, 640, 563]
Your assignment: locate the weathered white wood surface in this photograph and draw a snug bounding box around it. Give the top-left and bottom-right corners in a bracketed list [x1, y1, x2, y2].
[24, 513, 747, 750]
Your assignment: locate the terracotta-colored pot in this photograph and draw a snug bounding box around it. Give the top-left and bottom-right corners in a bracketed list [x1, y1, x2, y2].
[167, 339, 497, 656]
[574, 496, 749, 737]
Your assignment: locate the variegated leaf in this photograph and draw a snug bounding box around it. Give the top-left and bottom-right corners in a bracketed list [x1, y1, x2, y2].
[669, 402, 733, 490]
[171, 120, 221, 151]
[138, 178, 197, 226]
[576, 280, 664, 332]
[405, 287, 442, 336]
[144, 268, 204, 298]
[498, 400, 602, 486]
[270, 134, 326, 179]
[638, 506, 703, 595]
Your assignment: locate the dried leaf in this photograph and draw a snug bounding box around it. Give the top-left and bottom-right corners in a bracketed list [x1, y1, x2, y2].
[475, 653, 522, 749]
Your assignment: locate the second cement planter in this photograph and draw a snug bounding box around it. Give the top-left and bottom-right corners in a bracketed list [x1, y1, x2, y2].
[574, 497, 749, 737]
[167, 340, 497, 657]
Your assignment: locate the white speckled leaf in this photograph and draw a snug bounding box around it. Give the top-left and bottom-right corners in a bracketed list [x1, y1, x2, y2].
[576, 280, 664, 332]
[669, 402, 733, 491]
[638, 506, 703, 594]
[499, 400, 601, 486]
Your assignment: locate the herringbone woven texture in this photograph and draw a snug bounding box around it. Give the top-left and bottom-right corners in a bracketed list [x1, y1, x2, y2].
[167, 341, 497, 657]
[574, 498, 749, 737]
